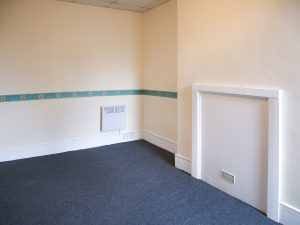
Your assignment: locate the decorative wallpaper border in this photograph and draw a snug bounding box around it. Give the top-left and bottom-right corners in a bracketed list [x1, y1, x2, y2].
[0, 90, 177, 103]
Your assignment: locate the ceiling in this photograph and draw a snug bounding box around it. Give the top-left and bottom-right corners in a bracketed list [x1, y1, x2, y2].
[61, 0, 170, 13]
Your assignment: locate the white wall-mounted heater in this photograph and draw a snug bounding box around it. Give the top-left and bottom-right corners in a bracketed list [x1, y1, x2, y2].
[101, 105, 126, 132]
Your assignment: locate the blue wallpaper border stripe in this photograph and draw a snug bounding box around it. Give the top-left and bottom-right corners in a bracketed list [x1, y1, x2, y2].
[0, 90, 177, 103]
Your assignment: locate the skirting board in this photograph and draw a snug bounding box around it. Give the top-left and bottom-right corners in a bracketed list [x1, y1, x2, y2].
[280, 202, 300, 225]
[142, 131, 177, 153]
[0, 130, 175, 162]
[0, 131, 142, 162]
[175, 154, 191, 174]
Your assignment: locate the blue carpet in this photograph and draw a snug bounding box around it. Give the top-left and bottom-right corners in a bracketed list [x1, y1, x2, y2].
[0, 140, 279, 225]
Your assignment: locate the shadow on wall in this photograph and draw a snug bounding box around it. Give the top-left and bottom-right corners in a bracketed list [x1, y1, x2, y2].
[178, 86, 193, 159]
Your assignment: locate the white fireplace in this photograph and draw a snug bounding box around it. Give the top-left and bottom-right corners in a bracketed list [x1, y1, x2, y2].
[192, 85, 280, 222]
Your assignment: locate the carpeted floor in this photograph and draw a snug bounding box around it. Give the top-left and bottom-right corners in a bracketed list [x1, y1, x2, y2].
[0, 140, 279, 225]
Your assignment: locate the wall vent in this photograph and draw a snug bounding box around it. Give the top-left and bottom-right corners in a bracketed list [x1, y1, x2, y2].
[101, 105, 126, 132]
[221, 170, 235, 184]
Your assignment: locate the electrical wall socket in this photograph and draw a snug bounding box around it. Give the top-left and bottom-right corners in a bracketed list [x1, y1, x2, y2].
[221, 170, 235, 184]
[122, 132, 136, 140]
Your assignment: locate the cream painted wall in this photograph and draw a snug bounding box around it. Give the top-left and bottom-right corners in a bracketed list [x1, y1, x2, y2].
[177, 0, 300, 209]
[0, 0, 142, 93]
[142, 0, 177, 144]
[0, 0, 143, 148]
[0, 97, 142, 148]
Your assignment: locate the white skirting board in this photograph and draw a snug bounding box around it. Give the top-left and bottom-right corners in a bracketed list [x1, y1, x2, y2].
[175, 154, 191, 174]
[142, 130, 177, 153]
[280, 202, 300, 225]
[0, 131, 142, 162]
[0, 130, 176, 162]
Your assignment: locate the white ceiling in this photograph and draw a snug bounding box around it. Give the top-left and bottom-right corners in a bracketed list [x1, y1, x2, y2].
[61, 0, 170, 13]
